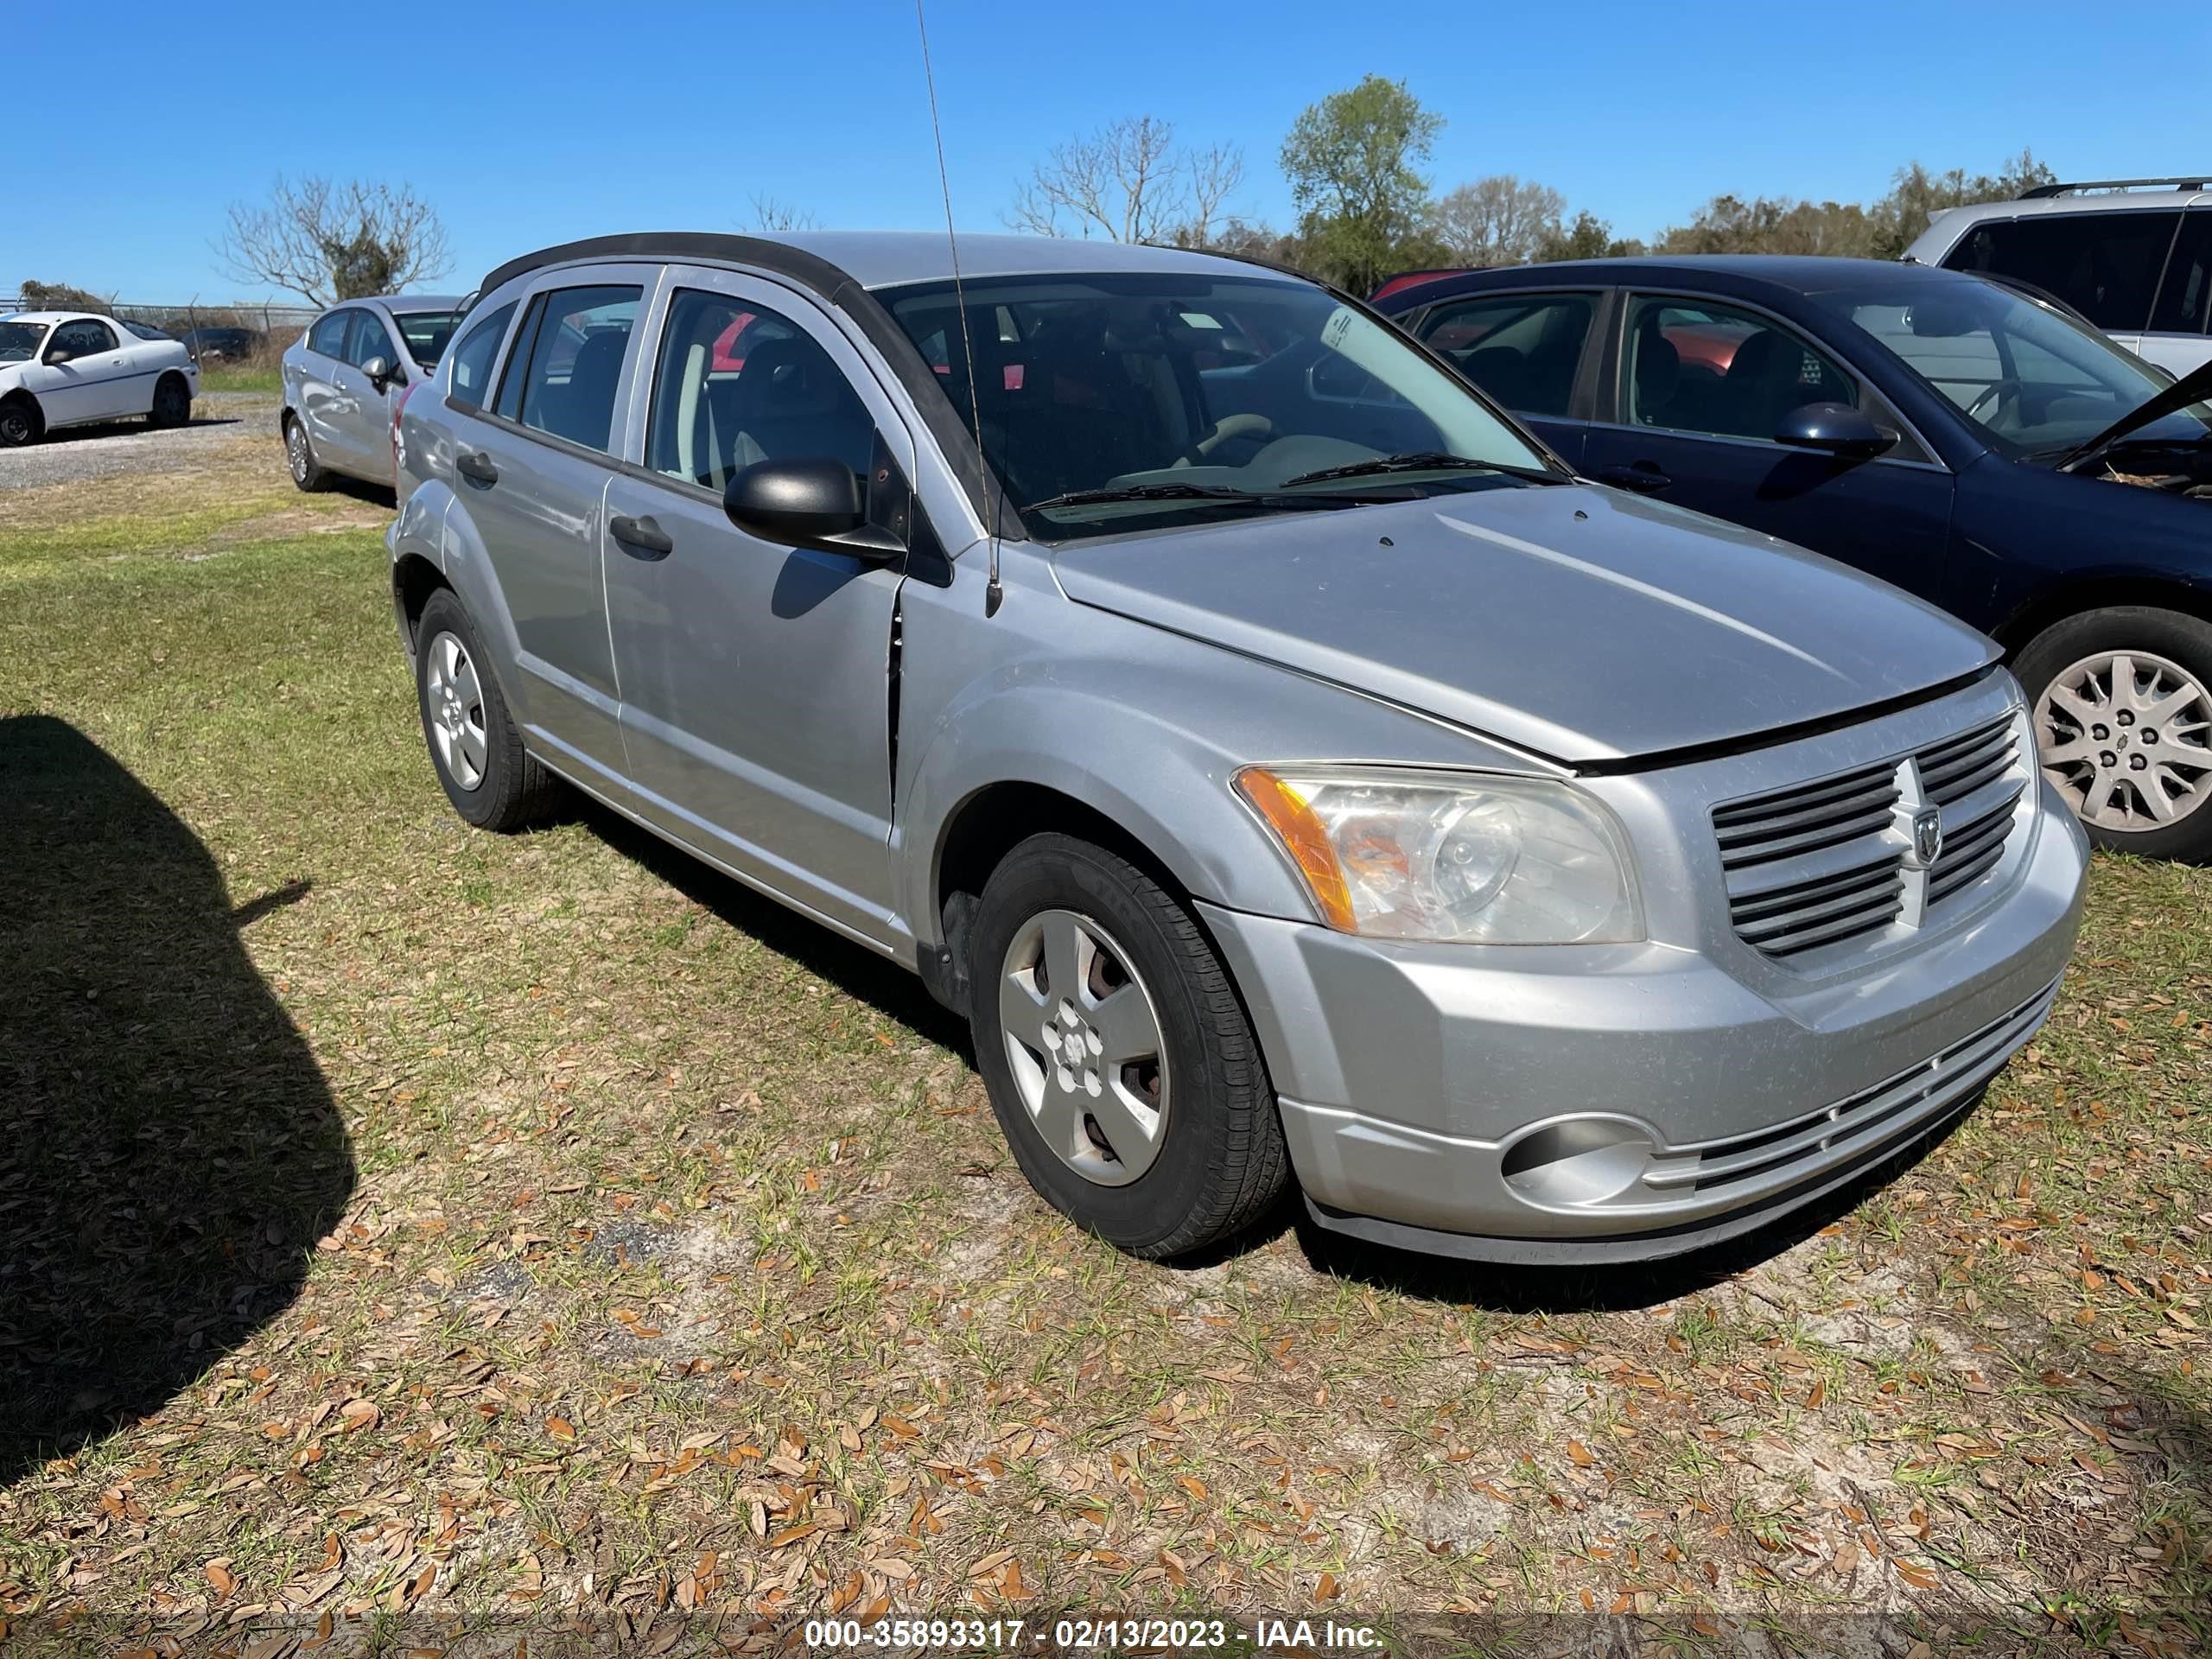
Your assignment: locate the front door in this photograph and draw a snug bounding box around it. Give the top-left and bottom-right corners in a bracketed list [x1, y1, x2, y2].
[442, 271, 649, 793]
[601, 269, 907, 940]
[329, 308, 403, 480]
[34, 319, 133, 425]
[1579, 293, 1957, 607]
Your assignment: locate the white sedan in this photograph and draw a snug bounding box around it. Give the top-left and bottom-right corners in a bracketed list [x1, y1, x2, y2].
[0, 311, 200, 446]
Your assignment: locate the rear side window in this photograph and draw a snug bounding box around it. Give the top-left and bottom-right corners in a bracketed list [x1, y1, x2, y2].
[2149, 212, 2212, 337]
[1417, 293, 1595, 416]
[1942, 211, 2180, 332]
[308, 310, 350, 357]
[510, 284, 640, 453]
[444, 302, 515, 409]
[646, 289, 876, 490]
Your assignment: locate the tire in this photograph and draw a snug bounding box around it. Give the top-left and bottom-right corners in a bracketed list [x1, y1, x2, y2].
[283, 411, 327, 492]
[2014, 605, 2212, 861]
[0, 393, 41, 448]
[149, 372, 192, 429]
[966, 833, 1288, 1259]
[413, 589, 560, 831]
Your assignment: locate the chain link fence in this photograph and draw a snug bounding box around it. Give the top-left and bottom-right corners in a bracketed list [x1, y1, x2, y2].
[2, 297, 319, 354]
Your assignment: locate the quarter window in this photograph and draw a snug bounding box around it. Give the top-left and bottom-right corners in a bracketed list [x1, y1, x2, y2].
[444, 302, 516, 410]
[1623, 296, 1855, 441]
[1417, 293, 1594, 416]
[1942, 210, 2180, 333]
[646, 289, 875, 489]
[308, 310, 351, 358]
[509, 284, 639, 453]
[2149, 212, 2212, 337]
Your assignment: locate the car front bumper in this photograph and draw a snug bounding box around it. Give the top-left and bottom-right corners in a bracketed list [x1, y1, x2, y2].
[1198, 754, 2088, 1263]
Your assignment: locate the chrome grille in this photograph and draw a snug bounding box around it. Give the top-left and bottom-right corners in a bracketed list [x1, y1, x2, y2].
[1714, 711, 2025, 961]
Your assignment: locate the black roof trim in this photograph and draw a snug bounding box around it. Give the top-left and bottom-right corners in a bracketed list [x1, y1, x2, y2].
[2018, 176, 2212, 199]
[475, 233, 1017, 541]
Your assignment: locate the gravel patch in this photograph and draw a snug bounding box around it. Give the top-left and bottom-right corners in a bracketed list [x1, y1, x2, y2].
[0, 393, 280, 492]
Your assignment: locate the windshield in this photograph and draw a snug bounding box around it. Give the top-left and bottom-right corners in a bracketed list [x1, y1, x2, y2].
[1819, 277, 2212, 459]
[883, 272, 1556, 539]
[0, 321, 48, 364]
[394, 309, 462, 367]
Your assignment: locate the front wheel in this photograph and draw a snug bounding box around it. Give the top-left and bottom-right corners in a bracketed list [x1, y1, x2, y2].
[966, 833, 1288, 1259]
[2016, 606, 2212, 861]
[0, 394, 41, 448]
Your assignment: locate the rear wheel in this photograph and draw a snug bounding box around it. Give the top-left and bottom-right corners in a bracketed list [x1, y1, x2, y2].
[413, 589, 560, 831]
[965, 833, 1288, 1259]
[2016, 606, 2212, 861]
[149, 372, 192, 428]
[0, 393, 41, 448]
[283, 412, 327, 492]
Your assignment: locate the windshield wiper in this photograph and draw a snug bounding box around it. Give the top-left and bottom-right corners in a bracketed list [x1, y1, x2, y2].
[1022, 481, 1382, 512]
[1279, 451, 1566, 488]
[2044, 358, 2212, 474]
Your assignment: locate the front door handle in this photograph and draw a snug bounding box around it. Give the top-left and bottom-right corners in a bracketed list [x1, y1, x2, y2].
[455, 450, 499, 486]
[610, 514, 674, 557]
[1596, 462, 1671, 494]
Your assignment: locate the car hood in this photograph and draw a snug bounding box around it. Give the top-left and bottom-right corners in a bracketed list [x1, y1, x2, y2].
[1051, 484, 1998, 764]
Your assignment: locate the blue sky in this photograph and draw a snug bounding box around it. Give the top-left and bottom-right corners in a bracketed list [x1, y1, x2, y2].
[23, 0, 2210, 302]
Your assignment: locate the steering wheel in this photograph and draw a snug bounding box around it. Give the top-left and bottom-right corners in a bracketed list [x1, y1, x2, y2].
[1966, 377, 2023, 423]
[1173, 412, 1275, 467]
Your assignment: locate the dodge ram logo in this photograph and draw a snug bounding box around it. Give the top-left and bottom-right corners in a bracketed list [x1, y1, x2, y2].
[1910, 807, 1943, 868]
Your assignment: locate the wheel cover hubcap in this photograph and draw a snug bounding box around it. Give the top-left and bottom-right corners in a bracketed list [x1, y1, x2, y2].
[2036, 648, 2212, 832]
[423, 631, 489, 791]
[998, 908, 1168, 1186]
[288, 425, 308, 479]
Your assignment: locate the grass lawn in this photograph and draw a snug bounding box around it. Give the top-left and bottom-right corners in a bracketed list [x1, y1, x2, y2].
[1, 427, 2208, 1649]
[196, 365, 283, 396]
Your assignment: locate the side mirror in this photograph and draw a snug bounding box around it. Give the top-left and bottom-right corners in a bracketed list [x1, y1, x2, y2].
[722, 458, 896, 558]
[1774, 401, 1897, 461]
[43, 346, 73, 365]
[362, 355, 396, 389]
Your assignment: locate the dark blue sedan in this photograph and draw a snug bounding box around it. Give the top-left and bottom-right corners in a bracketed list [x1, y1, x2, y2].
[1376, 256, 2212, 861]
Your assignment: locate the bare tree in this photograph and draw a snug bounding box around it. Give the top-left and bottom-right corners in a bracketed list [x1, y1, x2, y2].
[1006, 117, 1247, 246]
[1430, 175, 1567, 266]
[217, 176, 451, 306]
[748, 193, 820, 232]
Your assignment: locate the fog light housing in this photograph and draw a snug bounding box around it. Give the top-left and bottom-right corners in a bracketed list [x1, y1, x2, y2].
[1501, 1118, 1655, 1207]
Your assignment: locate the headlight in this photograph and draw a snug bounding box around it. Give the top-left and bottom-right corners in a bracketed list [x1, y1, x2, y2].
[1235, 766, 1643, 944]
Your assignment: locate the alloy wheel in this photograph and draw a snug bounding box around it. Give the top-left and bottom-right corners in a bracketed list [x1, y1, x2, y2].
[423, 630, 490, 791]
[997, 908, 1169, 1186]
[2036, 648, 2212, 831]
[287, 423, 310, 483]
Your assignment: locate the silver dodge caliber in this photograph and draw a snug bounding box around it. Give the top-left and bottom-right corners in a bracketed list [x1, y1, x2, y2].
[389, 232, 2089, 1264]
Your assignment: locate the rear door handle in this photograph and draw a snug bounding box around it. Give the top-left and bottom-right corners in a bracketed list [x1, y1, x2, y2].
[1596, 463, 1671, 494]
[455, 450, 499, 486]
[609, 514, 674, 557]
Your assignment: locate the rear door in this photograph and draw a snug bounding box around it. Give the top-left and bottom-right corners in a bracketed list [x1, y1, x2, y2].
[599, 267, 912, 938]
[442, 269, 651, 794]
[1940, 208, 2181, 363]
[1405, 287, 1606, 465]
[297, 309, 355, 460]
[1578, 291, 1958, 607]
[2140, 205, 2212, 378]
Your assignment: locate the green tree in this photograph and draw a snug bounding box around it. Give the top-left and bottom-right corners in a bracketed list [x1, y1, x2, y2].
[1872, 149, 2056, 258]
[1278, 75, 1445, 292]
[1654, 194, 1879, 257]
[1535, 210, 1644, 263]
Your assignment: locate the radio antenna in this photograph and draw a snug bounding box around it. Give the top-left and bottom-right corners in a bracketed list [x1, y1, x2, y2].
[913, 0, 1001, 616]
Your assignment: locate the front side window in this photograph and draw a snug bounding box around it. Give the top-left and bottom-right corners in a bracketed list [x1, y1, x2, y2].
[647, 289, 875, 490]
[1624, 296, 1855, 440]
[512, 284, 639, 453]
[394, 309, 462, 366]
[308, 310, 351, 358]
[1942, 210, 2179, 333]
[444, 302, 515, 409]
[0, 321, 47, 363]
[2149, 212, 2212, 337]
[50, 320, 118, 358]
[883, 271, 1556, 541]
[1418, 293, 1595, 416]
[1819, 276, 2212, 459]
[346, 310, 397, 371]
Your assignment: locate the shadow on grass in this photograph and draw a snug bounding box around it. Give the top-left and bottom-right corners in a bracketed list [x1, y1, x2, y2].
[0, 715, 353, 1483]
